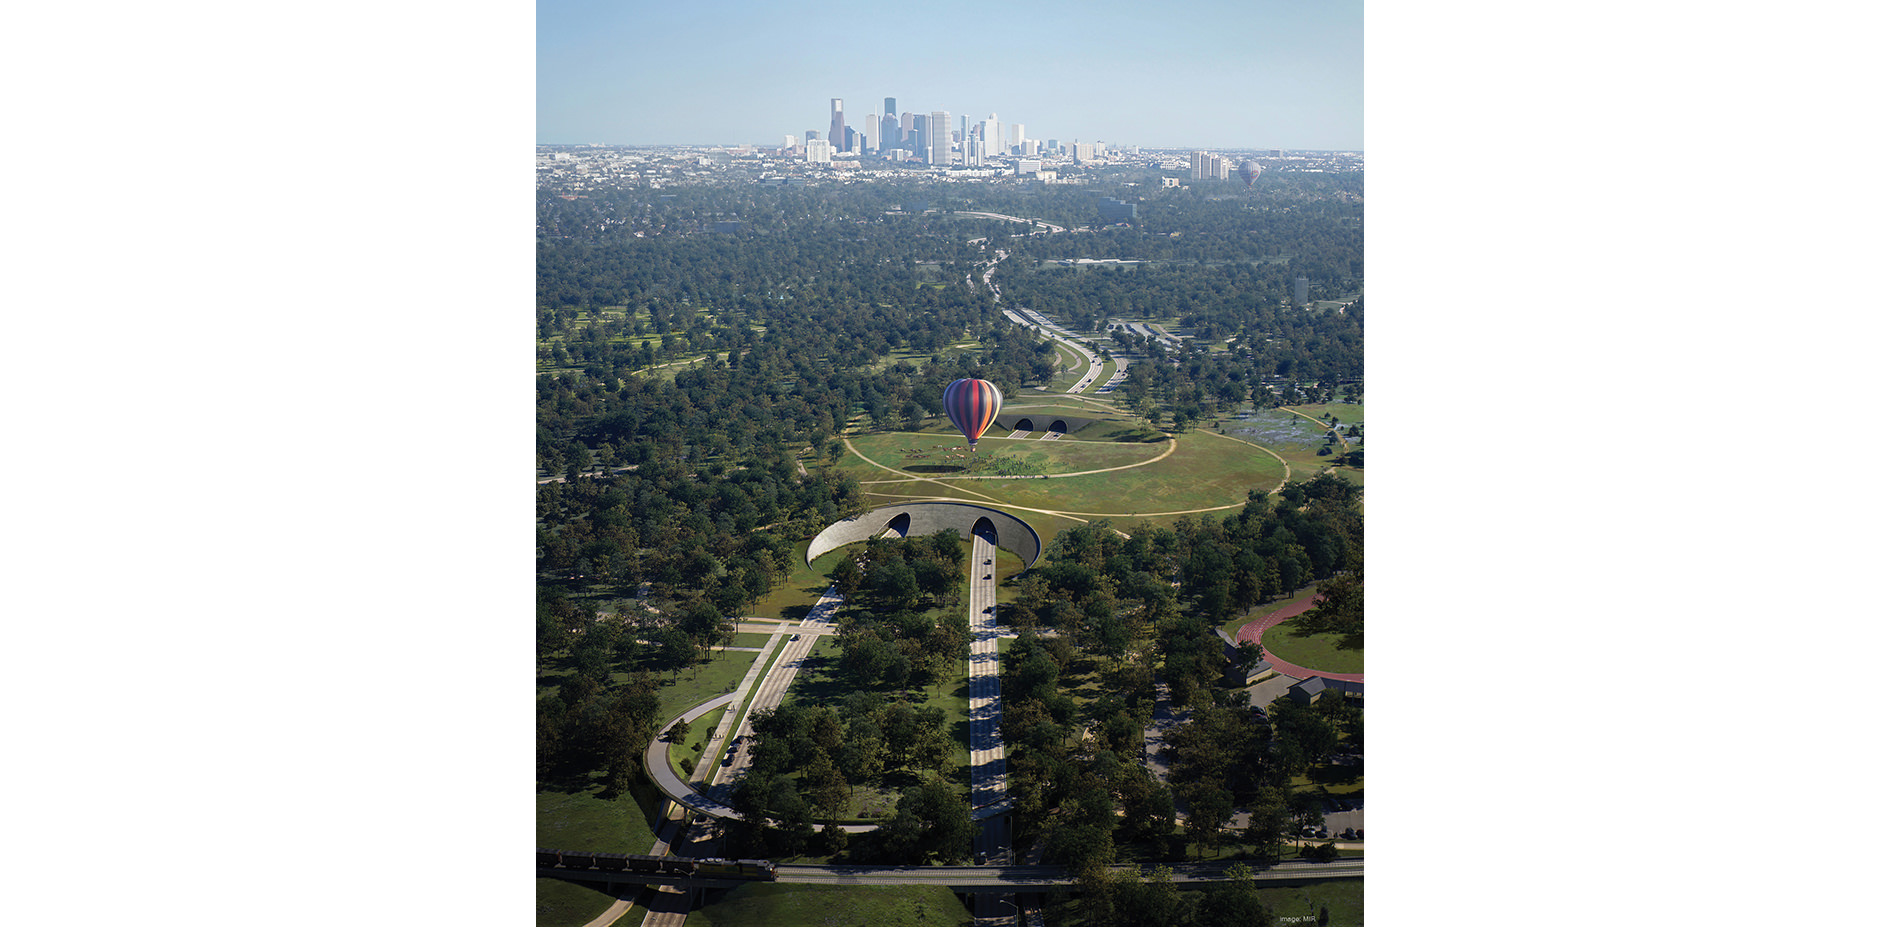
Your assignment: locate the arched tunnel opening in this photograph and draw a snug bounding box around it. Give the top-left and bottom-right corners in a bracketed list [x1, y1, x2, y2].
[1048, 420, 1068, 434]
[971, 517, 998, 546]
[884, 513, 911, 537]
[1013, 418, 1034, 432]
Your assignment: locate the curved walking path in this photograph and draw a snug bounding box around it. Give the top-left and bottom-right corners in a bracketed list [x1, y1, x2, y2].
[1281, 406, 1356, 456]
[1233, 593, 1364, 683]
[846, 427, 1291, 521]
[848, 433, 1178, 481]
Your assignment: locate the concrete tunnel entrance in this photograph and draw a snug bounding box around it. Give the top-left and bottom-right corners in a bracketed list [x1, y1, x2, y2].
[971, 517, 997, 546]
[806, 504, 1042, 569]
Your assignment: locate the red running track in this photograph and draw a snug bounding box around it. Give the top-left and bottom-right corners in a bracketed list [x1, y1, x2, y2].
[1234, 593, 1363, 683]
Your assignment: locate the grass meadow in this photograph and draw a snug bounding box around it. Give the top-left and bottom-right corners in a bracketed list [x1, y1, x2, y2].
[537, 878, 637, 927]
[681, 884, 971, 927]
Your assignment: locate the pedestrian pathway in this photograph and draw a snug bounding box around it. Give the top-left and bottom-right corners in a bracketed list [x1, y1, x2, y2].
[1233, 594, 1363, 683]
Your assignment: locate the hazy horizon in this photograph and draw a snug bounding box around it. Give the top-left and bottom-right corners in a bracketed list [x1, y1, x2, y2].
[537, 0, 1363, 151]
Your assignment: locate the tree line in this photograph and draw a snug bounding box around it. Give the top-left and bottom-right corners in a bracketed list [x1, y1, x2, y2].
[988, 474, 1361, 876]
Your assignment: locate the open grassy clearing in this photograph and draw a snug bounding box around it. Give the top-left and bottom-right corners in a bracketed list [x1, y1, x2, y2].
[1041, 877, 1364, 927]
[1117, 827, 1366, 867]
[535, 645, 754, 733]
[539, 644, 766, 859]
[537, 878, 640, 927]
[1255, 880, 1364, 927]
[1217, 407, 1358, 485]
[1221, 408, 1332, 454]
[753, 547, 848, 621]
[1256, 622, 1362, 674]
[669, 711, 725, 780]
[1289, 402, 1363, 425]
[924, 428, 1281, 517]
[843, 431, 1170, 479]
[683, 884, 971, 927]
[536, 783, 661, 857]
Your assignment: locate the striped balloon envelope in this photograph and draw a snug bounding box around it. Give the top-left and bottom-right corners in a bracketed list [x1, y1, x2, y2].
[942, 377, 1003, 447]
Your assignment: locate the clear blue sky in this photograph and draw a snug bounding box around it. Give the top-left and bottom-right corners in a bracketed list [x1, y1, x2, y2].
[537, 0, 1362, 150]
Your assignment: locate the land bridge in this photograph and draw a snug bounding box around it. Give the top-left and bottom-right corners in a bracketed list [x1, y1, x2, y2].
[805, 503, 1042, 568]
[1004, 413, 1094, 434]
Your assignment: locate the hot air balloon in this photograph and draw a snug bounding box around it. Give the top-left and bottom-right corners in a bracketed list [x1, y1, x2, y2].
[943, 377, 1003, 448]
[1240, 160, 1263, 188]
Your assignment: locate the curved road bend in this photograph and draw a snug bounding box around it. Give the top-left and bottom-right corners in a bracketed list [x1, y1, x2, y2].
[637, 589, 859, 927]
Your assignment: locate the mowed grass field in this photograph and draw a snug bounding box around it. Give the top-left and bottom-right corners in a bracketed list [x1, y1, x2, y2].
[1257, 621, 1363, 674]
[846, 431, 1168, 476]
[537, 878, 637, 927]
[683, 884, 971, 927]
[839, 427, 1286, 525]
[1037, 878, 1364, 927]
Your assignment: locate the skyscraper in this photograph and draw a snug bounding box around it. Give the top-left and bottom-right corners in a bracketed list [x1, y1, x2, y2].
[829, 98, 845, 150]
[882, 98, 898, 152]
[1009, 124, 1025, 155]
[865, 114, 878, 155]
[984, 114, 1002, 157]
[929, 111, 950, 166]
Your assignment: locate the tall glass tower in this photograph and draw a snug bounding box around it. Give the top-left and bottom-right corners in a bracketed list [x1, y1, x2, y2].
[929, 112, 951, 166]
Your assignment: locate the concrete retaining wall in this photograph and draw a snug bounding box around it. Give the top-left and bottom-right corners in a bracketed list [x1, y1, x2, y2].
[805, 503, 1043, 568]
[1003, 414, 1094, 433]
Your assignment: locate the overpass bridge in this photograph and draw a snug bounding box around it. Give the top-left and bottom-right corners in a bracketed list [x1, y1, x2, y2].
[539, 858, 1365, 893]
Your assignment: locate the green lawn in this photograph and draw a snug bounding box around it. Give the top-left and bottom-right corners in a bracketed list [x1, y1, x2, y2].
[1038, 878, 1364, 927]
[1257, 622, 1362, 675]
[841, 430, 1170, 477]
[683, 884, 971, 927]
[538, 643, 767, 861]
[754, 547, 849, 619]
[668, 711, 726, 782]
[842, 428, 1282, 525]
[536, 784, 660, 856]
[1290, 402, 1364, 425]
[1256, 879, 1364, 926]
[537, 878, 640, 927]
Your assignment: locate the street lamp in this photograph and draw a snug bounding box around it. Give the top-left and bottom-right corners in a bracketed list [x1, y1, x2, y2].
[998, 896, 1019, 927]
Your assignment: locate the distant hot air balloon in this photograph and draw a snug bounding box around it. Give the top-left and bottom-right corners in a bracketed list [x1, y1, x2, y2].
[943, 377, 1003, 448]
[1240, 160, 1263, 188]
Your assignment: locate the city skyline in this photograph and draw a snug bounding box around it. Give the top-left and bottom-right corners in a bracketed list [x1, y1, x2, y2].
[537, 0, 1363, 150]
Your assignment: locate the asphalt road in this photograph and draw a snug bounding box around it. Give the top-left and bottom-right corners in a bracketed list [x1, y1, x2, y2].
[966, 532, 1008, 853]
[772, 860, 1365, 887]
